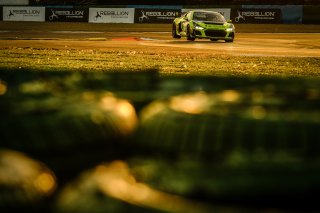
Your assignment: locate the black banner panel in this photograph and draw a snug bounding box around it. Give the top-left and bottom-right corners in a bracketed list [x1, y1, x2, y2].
[303, 5, 320, 24]
[134, 8, 181, 23]
[45, 8, 89, 22]
[231, 8, 282, 24]
[30, 0, 98, 5]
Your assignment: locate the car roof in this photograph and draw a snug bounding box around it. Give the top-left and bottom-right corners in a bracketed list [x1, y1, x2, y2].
[190, 10, 221, 14]
[182, 10, 223, 18]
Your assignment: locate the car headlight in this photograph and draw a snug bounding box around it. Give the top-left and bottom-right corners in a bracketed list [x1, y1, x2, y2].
[195, 24, 204, 30]
[226, 27, 234, 32]
[226, 24, 235, 32]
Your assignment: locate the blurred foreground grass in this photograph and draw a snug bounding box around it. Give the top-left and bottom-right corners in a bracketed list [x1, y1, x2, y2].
[0, 47, 319, 78]
[1, 63, 320, 212]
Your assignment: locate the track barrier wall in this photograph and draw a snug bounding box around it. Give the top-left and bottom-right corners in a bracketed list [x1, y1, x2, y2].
[88, 8, 134, 23]
[230, 8, 282, 24]
[3, 6, 45, 22]
[134, 8, 181, 24]
[303, 5, 320, 24]
[0, 0, 28, 5]
[45, 7, 89, 22]
[0, 5, 319, 24]
[242, 5, 303, 24]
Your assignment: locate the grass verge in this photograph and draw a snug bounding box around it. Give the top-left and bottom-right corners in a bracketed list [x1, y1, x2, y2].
[0, 47, 319, 78]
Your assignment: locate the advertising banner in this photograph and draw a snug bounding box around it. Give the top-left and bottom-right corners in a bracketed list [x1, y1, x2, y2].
[231, 8, 281, 24]
[182, 8, 231, 21]
[89, 8, 134, 23]
[3, 6, 45, 22]
[134, 8, 181, 23]
[46, 8, 88, 22]
[242, 5, 302, 24]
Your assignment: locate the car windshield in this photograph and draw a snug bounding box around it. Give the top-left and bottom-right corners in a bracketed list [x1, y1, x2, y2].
[193, 12, 225, 22]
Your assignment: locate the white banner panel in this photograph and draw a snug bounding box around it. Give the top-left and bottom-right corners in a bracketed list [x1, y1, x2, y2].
[0, 0, 28, 5]
[182, 8, 231, 21]
[89, 8, 134, 23]
[3, 6, 45, 22]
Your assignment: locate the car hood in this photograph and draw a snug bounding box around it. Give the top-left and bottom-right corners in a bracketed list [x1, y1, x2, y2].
[195, 21, 225, 26]
[195, 21, 230, 29]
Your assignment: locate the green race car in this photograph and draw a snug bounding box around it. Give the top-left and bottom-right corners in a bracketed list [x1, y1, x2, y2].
[172, 10, 235, 42]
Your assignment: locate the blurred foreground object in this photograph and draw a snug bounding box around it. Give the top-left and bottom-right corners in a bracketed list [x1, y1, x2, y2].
[54, 160, 237, 213]
[0, 69, 159, 112]
[137, 78, 320, 159]
[0, 70, 141, 183]
[0, 149, 57, 212]
[55, 157, 320, 213]
[136, 79, 320, 211]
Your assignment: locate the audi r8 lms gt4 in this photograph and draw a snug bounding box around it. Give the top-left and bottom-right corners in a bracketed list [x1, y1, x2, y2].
[172, 10, 235, 42]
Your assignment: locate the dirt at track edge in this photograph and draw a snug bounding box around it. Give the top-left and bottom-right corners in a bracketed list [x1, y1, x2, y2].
[1, 21, 320, 33]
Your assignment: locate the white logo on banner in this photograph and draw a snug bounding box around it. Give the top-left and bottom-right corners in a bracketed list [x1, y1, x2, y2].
[139, 10, 149, 22]
[49, 9, 85, 20]
[235, 10, 245, 22]
[89, 8, 134, 23]
[49, 10, 59, 20]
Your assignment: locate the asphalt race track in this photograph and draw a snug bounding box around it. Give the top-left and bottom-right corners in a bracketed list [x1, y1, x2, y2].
[0, 22, 320, 57]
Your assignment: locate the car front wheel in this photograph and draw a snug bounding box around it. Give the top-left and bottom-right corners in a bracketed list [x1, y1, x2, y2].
[172, 24, 181, 39]
[225, 34, 234, 43]
[186, 26, 195, 41]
